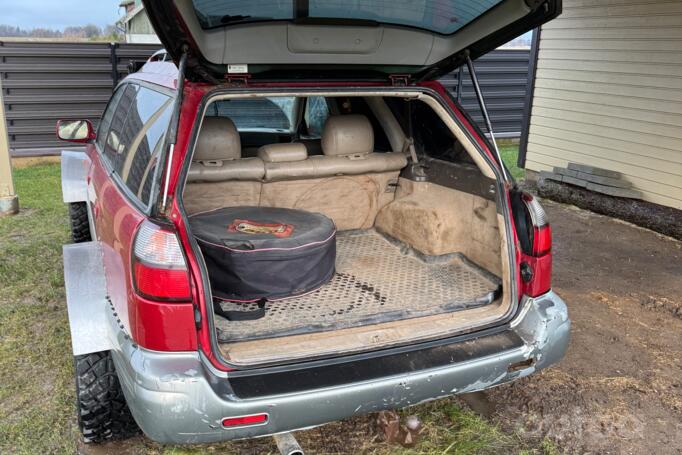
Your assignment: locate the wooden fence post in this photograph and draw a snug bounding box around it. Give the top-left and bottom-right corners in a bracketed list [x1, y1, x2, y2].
[0, 75, 19, 216]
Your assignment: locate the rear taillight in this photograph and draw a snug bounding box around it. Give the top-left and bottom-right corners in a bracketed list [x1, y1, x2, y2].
[514, 192, 552, 297]
[522, 193, 552, 257]
[133, 221, 191, 301]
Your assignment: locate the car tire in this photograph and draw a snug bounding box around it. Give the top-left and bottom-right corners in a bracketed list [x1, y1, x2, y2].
[68, 202, 91, 243]
[74, 351, 140, 443]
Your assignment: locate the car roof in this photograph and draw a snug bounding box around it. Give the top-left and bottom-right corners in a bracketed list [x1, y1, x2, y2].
[125, 60, 178, 90]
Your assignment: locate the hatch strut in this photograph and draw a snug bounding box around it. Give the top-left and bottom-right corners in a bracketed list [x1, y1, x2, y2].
[464, 52, 512, 184]
[160, 49, 188, 214]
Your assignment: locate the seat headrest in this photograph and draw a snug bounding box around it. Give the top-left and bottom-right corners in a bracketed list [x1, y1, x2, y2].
[194, 117, 241, 162]
[321, 115, 374, 157]
[258, 143, 308, 163]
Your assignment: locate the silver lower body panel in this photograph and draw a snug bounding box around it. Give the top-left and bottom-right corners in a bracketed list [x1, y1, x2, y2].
[112, 291, 570, 445]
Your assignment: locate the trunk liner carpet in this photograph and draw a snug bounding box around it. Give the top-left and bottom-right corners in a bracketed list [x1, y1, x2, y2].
[215, 230, 501, 342]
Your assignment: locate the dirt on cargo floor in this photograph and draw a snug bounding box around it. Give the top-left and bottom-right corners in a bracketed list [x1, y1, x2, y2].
[79, 200, 682, 454]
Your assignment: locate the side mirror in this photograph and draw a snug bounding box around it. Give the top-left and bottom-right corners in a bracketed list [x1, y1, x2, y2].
[56, 119, 96, 143]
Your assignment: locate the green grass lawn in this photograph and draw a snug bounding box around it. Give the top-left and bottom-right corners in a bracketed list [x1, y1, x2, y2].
[0, 162, 555, 455]
[499, 143, 525, 181]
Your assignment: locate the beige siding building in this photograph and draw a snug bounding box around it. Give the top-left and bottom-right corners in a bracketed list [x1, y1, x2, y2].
[525, 0, 682, 209]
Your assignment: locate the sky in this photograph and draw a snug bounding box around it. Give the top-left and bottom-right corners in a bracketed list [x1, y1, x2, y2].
[2, 0, 122, 30]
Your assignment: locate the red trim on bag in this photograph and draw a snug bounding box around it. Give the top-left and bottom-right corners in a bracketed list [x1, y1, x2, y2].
[195, 229, 337, 253]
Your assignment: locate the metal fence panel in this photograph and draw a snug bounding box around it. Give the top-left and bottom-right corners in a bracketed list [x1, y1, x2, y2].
[441, 49, 531, 138]
[1, 42, 531, 153]
[0, 41, 158, 152]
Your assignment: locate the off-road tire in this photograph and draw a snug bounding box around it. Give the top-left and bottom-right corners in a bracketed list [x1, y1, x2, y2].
[74, 351, 140, 443]
[68, 202, 91, 243]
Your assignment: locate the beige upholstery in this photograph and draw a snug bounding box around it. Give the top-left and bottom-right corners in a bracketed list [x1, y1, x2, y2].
[261, 172, 399, 230]
[194, 117, 241, 161]
[188, 116, 265, 182]
[262, 152, 407, 182]
[261, 114, 406, 181]
[185, 113, 407, 228]
[321, 115, 374, 157]
[189, 158, 265, 182]
[375, 178, 502, 276]
[258, 143, 308, 162]
[184, 181, 261, 215]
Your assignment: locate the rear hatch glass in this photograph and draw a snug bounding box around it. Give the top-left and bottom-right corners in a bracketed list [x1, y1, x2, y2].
[143, 0, 560, 81]
[193, 0, 504, 35]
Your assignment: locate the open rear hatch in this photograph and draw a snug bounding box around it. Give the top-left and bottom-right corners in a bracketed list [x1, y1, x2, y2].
[143, 0, 560, 82]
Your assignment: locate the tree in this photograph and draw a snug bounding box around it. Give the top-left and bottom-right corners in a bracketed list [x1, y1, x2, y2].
[82, 24, 102, 39]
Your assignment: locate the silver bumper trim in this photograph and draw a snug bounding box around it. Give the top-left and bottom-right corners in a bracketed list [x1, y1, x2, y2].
[112, 291, 570, 444]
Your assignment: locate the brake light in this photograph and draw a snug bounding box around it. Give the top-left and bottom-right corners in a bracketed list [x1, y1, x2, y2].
[522, 193, 552, 257]
[516, 193, 552, 297]
[222, 413, 269, 428]
[133, 221, 191, 301]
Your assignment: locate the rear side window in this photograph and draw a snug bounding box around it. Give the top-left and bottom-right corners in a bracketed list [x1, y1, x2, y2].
[103, 84, 138, 170]
[97, 87, 125, 150]
[304, 96, 329, 138]
[98, 83, 173, 208]
[207, 97, 295, 132]
[386, 98, 474, 164]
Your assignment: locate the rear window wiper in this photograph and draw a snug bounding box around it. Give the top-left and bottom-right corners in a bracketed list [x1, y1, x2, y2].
[220, 14, 255, 25]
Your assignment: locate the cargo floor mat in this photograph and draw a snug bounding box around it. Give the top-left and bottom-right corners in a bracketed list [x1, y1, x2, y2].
[214, 230, 501, 342]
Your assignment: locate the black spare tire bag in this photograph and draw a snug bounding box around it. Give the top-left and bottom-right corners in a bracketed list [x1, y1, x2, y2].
[190, 206, 336, 303]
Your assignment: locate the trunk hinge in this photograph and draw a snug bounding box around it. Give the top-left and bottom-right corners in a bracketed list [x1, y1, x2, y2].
[225, 74, 251, 87]
[389, 74, 411, 86]
[464, 51, 512, 185]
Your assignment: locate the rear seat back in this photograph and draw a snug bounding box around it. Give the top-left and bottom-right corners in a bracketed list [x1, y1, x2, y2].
[185, 114, 408, 229]
[259, 115, 407, 182]
[187, 117, 264, 182]
[185, 117, 263, 214]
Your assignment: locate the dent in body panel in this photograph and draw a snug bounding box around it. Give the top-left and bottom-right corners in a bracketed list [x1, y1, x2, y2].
[112, 292, 569, 444]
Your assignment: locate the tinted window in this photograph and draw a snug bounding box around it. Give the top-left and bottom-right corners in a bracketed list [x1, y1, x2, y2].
[99, 83, 172, 208]
[97, 86, 125, 150]
[103, 84, 138, 171]
[192, 0, 504, 35]
[207, 97, 295, 132]
[304, 96, 329, 138]
[387, 98, 474, 164]
[123, 89, 173, 205]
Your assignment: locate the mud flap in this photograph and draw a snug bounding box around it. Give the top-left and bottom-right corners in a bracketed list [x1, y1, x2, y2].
[63, 241, 114, 355]
[61, 150, 90, 203]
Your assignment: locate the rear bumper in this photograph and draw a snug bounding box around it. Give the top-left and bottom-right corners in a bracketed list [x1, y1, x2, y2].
[112, 291, 570, 444]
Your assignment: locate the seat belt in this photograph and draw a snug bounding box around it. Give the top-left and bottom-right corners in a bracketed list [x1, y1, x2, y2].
[402, 99, 419, 164]
[402, 100, 427, 181]
[402, 137, 419, 164]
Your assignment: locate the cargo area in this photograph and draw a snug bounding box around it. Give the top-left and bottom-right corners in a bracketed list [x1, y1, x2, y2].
[214, 229, 502, 342]
[181, 91, 515, 365]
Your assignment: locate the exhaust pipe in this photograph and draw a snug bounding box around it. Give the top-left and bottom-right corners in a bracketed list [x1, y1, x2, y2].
[274, 432, 304, 455]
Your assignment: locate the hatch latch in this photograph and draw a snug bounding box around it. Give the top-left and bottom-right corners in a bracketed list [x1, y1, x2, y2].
[225, 74, 251, 87]
[389, 74, 411, 86]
